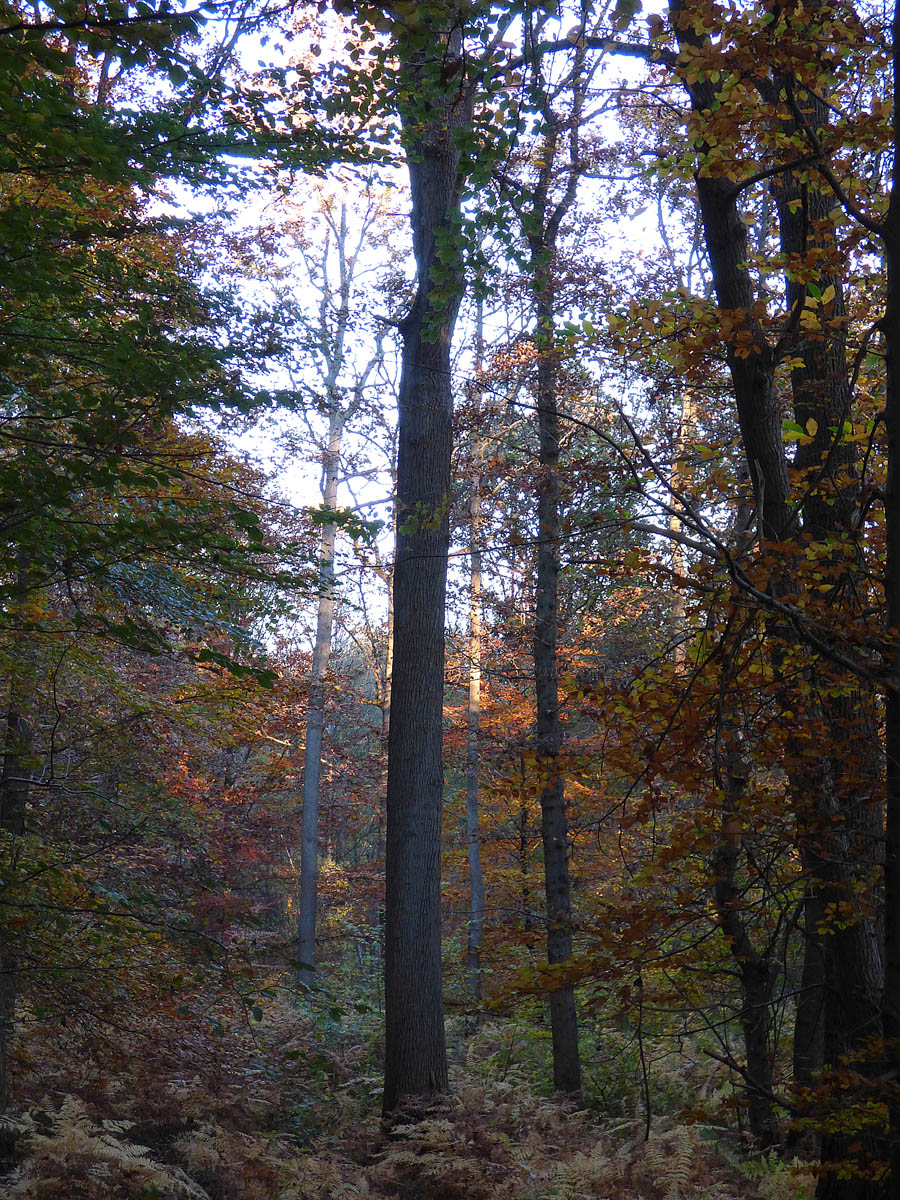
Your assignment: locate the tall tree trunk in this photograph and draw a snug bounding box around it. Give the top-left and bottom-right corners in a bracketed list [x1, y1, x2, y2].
[382, 26, 469, 1115]
[465, 302, 486, 1003]
[533, 297, 581, 1098]
[520, 36, 586, 1099]
[669, 391, 696, 664]
[295, 195, 385, 987]
[465, 487, 484, 1001]
[764, 72, 884, 1110]
[297, 411, 341, 988]
[465, 307, 487, 993]
[713, 725, 779, 1146]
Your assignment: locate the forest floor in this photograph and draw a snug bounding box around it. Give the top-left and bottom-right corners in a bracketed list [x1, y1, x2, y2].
[0, 991, 817, 1200]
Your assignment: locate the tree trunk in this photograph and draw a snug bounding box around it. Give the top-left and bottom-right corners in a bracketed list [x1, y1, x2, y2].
[765, 71, 884, 1109]
[382, 30, 469, 1115]
[520, 46, 586, 1098]
[713, 727, 780, 1146]
[533, 296, 581, 1098]
[791, 875, 825, 1093]
[466, 469, 485, 1002]
[297, 410, 341, 988]
[294, 196, 378, 988]
[465, 302, 486, 1003]
[669, 391, 696, 664]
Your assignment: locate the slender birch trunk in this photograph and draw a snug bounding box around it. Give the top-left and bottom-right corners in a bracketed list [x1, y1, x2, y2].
[465, 458, 485, 1002]
[294, 197, 386, 987]
[465, 302, 486, 1002]
[297, 410, 341, 987]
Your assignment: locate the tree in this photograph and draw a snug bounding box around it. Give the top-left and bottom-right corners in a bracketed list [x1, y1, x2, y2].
[511, 15, 590, 1099]
[661, 4, 889, 1186]
[263, 184, 392, 987]
[463, 300, 487, 1003]
[381, 13, 470, 1112]
[0, 0, 324, 1110]
[566, 0, 900, 1184]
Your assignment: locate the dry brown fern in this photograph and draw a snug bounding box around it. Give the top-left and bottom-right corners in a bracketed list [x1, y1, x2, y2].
[1, 1095, 208, 1199]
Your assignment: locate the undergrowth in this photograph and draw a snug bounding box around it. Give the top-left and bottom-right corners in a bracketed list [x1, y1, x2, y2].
[0, 994, 814, 1200]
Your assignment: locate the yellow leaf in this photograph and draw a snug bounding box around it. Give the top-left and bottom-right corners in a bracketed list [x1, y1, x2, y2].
[821, 284, 836, 305]
[806, 418, 818, 436]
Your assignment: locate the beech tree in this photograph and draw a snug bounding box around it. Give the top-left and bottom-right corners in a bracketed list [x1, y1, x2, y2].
[661, 5, 890, 1190]
[380, 11, 470, 1112]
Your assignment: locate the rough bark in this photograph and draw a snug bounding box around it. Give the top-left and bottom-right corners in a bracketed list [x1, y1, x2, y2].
[382, 29, 469, 1116]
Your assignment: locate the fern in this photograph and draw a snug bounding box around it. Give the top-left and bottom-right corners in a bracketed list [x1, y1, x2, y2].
[1, 1095, 209, 1198]
[743, 1152, 817, 1200]
[655, 1125, 698, 1200]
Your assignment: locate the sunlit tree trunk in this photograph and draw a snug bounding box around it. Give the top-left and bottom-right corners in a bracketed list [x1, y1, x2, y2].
[298, 410, 341, 987]
[466, 457, 485, 1002]
[465, 302, 486, 1003]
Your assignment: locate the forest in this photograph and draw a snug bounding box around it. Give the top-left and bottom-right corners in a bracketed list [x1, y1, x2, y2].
[2, 0, 899, 1196]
